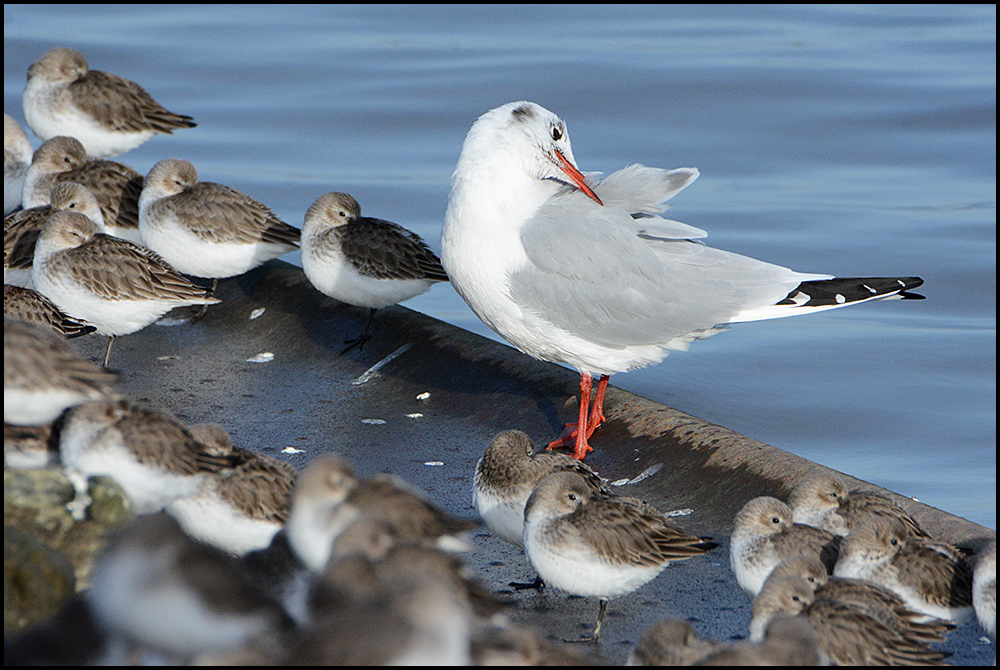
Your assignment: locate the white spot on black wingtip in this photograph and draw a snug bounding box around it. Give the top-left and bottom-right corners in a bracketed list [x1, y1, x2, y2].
[835, 294, 846, 304]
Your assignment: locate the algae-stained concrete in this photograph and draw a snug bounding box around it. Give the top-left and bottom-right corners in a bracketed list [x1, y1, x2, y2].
[63, 260, 995, 664]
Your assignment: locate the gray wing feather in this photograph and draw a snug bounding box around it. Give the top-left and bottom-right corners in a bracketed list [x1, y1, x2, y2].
[510, 166, 820, 348]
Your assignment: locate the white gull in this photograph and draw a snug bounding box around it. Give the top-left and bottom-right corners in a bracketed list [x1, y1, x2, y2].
[440, 101, 923, 460]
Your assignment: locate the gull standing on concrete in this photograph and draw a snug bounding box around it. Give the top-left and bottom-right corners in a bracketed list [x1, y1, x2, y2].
[23, 47, 196, 159]
[440, 101, 924, 460]
[5, 114, 33, 215]
[20, 135, 144, 243]
[32, 210, 219, 368]
[522, 471, 717, 641]
[301, 191, 448, 353]
[138, 158, 300, 310]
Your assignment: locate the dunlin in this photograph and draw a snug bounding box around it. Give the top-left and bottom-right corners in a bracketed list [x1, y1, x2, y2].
[58, 398, 237, 515]
[285, 455, 476, 573]
[317, 527, 506, 622]
[765, 553, 953, 644]
[974, 540, 996, 643]
[5, 113, 33, 215]
[729, 496, 839, 598]
[4, 422, 58, 469]
[166, 423, 297, 556]
[21, 135, 144, 243]
[4, 284, 96, 338]
[473, 428, 607, 589]
[700, 616, 827, 666]
[237, 529, 312, 627]
[86, 513, 287, 664]
[473, 429, 605, 548]
[289, 563, 472, 665]
[749, 574, 948, 665]
[788, 472, 929, 538]
[138, 158, 300, 297]
[833, 516, 975, 624]
[3, 316, 114, 427]
[628, 619, 725, 666]
[23, 47, 196, 158]
[301, 191, 447, 352]
[522, 471, 717, 641]
[471, 621, 596, 666]
[31, 210, 219, 368]
[5, 180, 105, 288]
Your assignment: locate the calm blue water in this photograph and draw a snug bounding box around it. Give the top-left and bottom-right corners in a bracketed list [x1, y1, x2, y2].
[5, 4, 995, 529]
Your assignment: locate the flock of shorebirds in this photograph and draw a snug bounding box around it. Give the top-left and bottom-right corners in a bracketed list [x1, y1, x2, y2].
[4, 46, 996, 664]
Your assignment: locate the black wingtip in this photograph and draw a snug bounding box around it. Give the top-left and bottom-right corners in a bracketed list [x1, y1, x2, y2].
[898, 291, 926, 301]
[898, 277, 924, 291]
[778, 276, 926, 307]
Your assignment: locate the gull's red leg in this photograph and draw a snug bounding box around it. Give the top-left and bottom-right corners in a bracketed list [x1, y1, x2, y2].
[570, 373, 594, 459]
[547, 372, 596, 459]
[584, 374, 610, 437]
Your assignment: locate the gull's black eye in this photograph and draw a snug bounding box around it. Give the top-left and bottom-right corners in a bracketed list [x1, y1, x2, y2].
[551, 126, 562, 142]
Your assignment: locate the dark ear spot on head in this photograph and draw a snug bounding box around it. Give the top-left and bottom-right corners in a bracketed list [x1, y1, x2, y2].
[511, 104, 535, 121]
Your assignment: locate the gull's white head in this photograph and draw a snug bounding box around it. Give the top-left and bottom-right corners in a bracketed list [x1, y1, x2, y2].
[453, 101, 601, 206]
[440, 102, 603, 343]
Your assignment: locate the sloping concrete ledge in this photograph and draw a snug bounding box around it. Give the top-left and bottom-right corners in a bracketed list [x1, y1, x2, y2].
[53, 260, 997, 664]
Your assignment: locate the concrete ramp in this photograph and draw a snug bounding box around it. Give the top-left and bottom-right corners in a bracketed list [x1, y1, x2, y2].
[69, 259, 994, 664]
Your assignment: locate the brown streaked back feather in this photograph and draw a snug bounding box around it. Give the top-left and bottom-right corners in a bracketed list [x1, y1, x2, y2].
[565, 484, 717, 568]
[4, 285, 96, 338]
[62, 232, 218, 303]
[154, 180, 300, 247]
[69, 68, 196, 134]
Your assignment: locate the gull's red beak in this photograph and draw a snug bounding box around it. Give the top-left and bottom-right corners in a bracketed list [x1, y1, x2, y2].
[554, 150, 603, 206]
